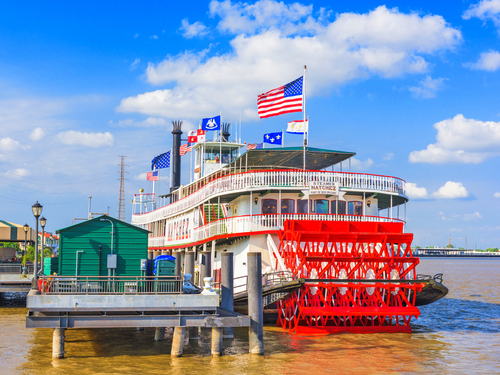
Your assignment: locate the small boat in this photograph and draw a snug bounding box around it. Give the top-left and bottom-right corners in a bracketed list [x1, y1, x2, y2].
[415, 273, 449, 306]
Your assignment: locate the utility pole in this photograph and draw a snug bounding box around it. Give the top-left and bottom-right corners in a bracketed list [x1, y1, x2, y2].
[117, 156, 128, 221]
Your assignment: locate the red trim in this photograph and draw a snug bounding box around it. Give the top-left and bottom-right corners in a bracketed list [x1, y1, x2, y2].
[133, 169, 407, 217]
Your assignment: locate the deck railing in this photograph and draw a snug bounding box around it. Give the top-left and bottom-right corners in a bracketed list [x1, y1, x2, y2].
[149, 213, 405, 248]
[132, 170, 406, 225]
[0, 263, 34, 274]
[38, 275, 183, 295]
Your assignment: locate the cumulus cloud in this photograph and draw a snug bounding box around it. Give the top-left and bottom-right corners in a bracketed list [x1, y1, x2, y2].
[409, 114, 500, 163]
[117, 3, 461, 120]
[463, 0, 500, 30]
[4, 168, 29, 179]
[432, 181, 469, 199]
[57, 131, 114, 148]
[30, 127, 45, 141]
[465, 50, 500, 71]
[179, 19, 208, 38]
[0, 137, 21, 151]
[350, 157, 374, 171]
[439, 211, 482, 221]
[409, 76, 446, 98]
[406, 182, 429, 199]
[494, 192, 500, 198]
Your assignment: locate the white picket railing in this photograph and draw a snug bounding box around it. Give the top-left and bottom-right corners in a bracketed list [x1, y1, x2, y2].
[148, 213, 405, 248]
[133, 170, 406, 226]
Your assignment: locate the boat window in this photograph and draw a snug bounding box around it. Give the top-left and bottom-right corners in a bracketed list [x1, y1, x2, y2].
[348, 201, 363, 215]
[315, 199, 329, 214]
[297, 199, 309, 213]
[331, 200, 346, 214]
[262, 199, 277, 214]
[281, 199, 294, 214]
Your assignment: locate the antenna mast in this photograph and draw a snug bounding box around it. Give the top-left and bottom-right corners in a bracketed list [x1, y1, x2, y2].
[117, 156, 128, 221]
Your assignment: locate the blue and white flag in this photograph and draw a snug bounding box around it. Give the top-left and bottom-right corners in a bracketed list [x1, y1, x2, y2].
[151, 151, 170, 170]
[286, 119, 308, 134]
[201, 115, 221, 131]
[263, 132, 282, 145]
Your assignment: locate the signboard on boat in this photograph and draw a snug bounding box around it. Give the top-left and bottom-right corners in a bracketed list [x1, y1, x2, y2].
[309, 182, 339, 196]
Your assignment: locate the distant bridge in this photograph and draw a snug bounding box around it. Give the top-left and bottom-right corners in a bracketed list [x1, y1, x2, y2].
[416, 248, 500, 258]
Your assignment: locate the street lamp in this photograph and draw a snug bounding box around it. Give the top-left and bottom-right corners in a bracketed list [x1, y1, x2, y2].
[23, 223, 29, 275]
[31, 201, 42, 294]
[40, 216, 46, 275]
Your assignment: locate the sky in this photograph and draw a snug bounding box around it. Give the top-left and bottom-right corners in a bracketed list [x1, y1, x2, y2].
[0, 0, 499, 248]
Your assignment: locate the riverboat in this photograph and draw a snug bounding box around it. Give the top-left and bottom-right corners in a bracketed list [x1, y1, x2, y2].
[132, 122, 427, 334]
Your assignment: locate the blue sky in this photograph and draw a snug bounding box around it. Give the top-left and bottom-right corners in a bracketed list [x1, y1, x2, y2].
[1, 0, 499, 248]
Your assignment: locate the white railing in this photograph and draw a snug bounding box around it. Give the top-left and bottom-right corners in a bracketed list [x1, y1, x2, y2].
[150, 213, 404, 248]
[133, 170, 406, 225]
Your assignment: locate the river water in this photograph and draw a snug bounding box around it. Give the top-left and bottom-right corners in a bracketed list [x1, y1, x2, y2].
[1, 258, 499, 374]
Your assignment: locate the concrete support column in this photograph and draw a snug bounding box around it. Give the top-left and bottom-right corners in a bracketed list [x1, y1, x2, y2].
[248, 252, 264, 355]
[184, 251, 195, 277]
[188, 327, 199, 341]
[52, 328, 65, 359]
[211, 327, 223, 356]
[199, 251, 211, 287]
[221, 252, 234, 338]
[154, 327, 165, 341]
[171, 327, 185, 357]
[172, 251, 182, 277]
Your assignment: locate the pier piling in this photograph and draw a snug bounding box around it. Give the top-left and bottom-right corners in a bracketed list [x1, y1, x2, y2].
[184, 251, 195, 279]
[199, 251, 211, 287]
[248, 252, 264, 355]
[52, 328, 65, 359]
[171, 327, 185, 357]
[172, 251, 182, 277]
[154, 327, 165, 341]
[211, 327, 223, 356]
[221, 252, 234, 338]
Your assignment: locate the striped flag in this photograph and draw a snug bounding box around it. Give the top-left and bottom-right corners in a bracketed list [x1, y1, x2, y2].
[257, 76, 303, 119]
[180, 143, 192, 156]
[247, 143, 263, 150]
[147, 171, 158, 181]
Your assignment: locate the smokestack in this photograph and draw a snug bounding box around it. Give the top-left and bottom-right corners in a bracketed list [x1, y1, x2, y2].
[222, 123, 231, 142]
[171, 121, 183, 199]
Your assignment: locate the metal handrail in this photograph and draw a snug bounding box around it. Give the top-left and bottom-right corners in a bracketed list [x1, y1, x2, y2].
[0, 263, 34, 274]
[38, 275, 183, 295]
[213, 271, 296, 294]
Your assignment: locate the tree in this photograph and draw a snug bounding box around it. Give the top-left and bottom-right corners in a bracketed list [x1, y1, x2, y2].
[446, 244, 454, 248]
[0, 242, 20, 251]
[23, 245, 52, 264]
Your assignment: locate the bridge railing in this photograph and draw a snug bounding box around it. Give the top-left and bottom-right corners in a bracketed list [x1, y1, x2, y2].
[0, 264, 34, 274]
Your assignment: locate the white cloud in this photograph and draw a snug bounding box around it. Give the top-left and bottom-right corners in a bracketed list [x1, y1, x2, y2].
[463, 0, 500, 30]
[409, 114, 500, 163]
[494, 192, 500, 198]
[465, 50, 500, 71]
[134, 172, 148, 181]
[134, 33, 139, 38]
[117, 3, 461, 120]
[432, 181, 469, 199]
[4, 168, 29, 179]
[57, 131, 114, 148]
[350, 157, 373, 171]
[150, 35, 159, 40]
[409, 76, 446, 98]
[406, 182, 429, 199]
[180, 19, 208, 38]
[131, 58, 140, 70]
[383, 152, 394, 160]
[463, 212, 482, 220]
[0, 137, 21, 151]
[30, 127, 45, 141]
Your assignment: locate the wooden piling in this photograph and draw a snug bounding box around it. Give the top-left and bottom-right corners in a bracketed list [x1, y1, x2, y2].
[247, 252, 264, 355]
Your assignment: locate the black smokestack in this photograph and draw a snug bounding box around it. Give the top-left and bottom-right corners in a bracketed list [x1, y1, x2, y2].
[171, 121, 182, 200]
[221, 122, 230, 142]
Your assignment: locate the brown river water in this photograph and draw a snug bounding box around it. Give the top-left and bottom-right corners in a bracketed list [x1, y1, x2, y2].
[1, 258, 499, 375]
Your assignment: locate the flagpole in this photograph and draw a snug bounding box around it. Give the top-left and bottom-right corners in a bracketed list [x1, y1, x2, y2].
[157, 168, 160, 208]
[170, 147, 172, 191]
[282, 129, 284, 148]
[190, 146, 193, 184]
[152, 166, 156, 209]
[219, 111, 222, 171]
[303, 65, 307, 170]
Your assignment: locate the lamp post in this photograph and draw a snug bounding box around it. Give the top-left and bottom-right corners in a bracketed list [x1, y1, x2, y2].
[40, 216, 46, 275]
[23, 223, 29, 275]
[31, 201, 43, 294]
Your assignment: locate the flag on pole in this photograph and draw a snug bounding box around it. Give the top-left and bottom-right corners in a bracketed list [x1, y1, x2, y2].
[201, 115, 221, 131]
[151, 151, 170, 170]
[247, 143, 263, 150]
[263, 132, 283, 145]
[257, 76, 303, 119]
[180, 143, 192, 156]
[147, 170, 158, 181]
[286, 119, 308, 134]
[188, 129, 206, 143]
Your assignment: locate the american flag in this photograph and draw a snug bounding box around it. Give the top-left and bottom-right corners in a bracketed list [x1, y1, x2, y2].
[247, 143, 263, 150]
[147, 170, 158, 181]
[180, 143, 192, 156]
[257, 76, 303, 119]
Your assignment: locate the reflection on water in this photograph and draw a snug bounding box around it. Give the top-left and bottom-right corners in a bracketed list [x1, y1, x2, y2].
[1, 259, 499, 374]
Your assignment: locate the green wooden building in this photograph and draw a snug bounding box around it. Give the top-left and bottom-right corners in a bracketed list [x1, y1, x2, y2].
[56, 215, 149, 276]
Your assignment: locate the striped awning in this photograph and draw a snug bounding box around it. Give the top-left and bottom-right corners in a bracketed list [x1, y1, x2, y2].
[0, 220, 36, 243]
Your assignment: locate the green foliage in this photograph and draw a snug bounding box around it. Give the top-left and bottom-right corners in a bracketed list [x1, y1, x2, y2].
[0, 242, 20, 251]
[446, 244, 454, 248]
[22, 245, 52, 263]
[486, 247, 499, 252]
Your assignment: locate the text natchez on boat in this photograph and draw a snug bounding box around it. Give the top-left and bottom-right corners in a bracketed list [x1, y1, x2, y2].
[131, 122, 445, 334]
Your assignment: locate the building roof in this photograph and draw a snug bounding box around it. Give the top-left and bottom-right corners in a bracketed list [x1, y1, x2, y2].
[56, 215, 150, 234]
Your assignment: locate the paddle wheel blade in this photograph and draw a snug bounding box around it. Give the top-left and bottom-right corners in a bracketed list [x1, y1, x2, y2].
[275, 220, 423, 334]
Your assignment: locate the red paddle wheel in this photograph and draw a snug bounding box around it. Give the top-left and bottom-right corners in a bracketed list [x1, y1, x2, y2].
[275, 220, 423, 334]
